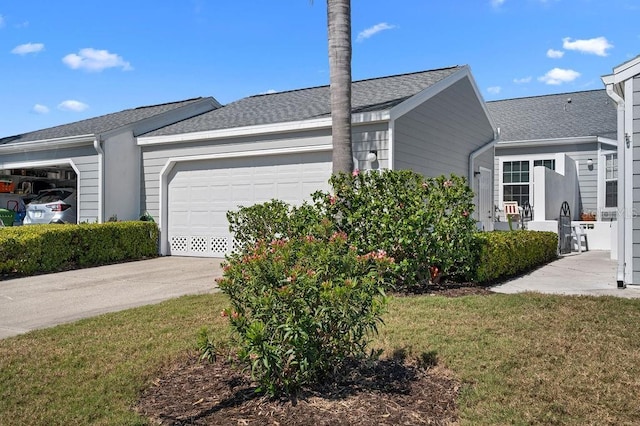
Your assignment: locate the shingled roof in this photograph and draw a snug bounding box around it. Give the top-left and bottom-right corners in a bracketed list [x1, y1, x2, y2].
[143, 66, 462, 137]
[486, 89, 617, 143]
[0, 98, 211, 145]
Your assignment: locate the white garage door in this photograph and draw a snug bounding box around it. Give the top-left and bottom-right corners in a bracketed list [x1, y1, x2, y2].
[167, 151, 332, 257]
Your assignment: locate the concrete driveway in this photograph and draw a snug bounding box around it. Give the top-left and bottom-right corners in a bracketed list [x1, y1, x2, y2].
[0, 256, 223, 339]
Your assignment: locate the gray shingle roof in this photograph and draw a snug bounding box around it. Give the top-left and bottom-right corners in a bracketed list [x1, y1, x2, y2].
[486, 89, 617, 142]
[0, 98, 209, 145]
[143, 66, 462, 137]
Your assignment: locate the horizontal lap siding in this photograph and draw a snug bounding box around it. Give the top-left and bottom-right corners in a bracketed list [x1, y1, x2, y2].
[632, 79, 639, 283]
[394, 77, 494, 178]
[494, 144, 600, 216]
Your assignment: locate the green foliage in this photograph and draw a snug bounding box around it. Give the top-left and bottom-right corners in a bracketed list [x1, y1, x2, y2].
[226, 199, 321, 254]
[217, 224, 394, 396]
[313, 170, 478, 286]
[474, 230, 558, 283]
[0, 221, 159, 275]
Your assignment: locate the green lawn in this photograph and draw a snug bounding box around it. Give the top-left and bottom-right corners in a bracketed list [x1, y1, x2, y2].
[1, 292, 639, 425]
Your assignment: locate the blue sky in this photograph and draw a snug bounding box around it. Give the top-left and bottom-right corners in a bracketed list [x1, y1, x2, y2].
[1, 0, 639, 136]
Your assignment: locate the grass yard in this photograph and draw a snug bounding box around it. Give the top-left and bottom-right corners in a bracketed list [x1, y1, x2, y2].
[1, 292, 639, 425]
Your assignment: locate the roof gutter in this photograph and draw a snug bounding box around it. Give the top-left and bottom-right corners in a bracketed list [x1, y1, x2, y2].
[603, 76, 626, 288]
[0, 134, 96, 154]
[495, 135, 608, 149]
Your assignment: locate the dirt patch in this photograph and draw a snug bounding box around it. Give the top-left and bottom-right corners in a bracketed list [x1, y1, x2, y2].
[136, 355, 460, 426]
[394, 281, 495, 298]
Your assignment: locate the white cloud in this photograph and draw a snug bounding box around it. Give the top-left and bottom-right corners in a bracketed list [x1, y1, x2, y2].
[356, 23, 396, 42]
[260, 89, 277, 95]
[538, 68, 581, 85]
[562, 37, 613, 56]
[32, 104, 50, 114]
[62, 48, 132, 72]
[11, 43, 45, 55]
[491, 0, 505, 8]
[546, 48, 564, 59]
[487, 86, 502, 95]
[513, 76, 532, 84]
[57, 100, 89, 112]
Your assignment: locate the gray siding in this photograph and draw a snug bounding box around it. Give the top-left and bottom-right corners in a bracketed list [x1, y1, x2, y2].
[633, 76, 640, 284]
[0, 145, 99, 223]
[104, 132, 141, 221]
[140, 123, 390, 221]
[494, 143, 600, 218]
[393, 76, 494, 178]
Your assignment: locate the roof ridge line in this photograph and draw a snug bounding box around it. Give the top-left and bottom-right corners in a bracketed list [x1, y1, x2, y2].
[246, 65, 463, 99]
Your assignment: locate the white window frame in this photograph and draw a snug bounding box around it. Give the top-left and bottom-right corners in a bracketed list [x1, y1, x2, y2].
[599, 151, 618, 215]
[497, 153, 565, 208]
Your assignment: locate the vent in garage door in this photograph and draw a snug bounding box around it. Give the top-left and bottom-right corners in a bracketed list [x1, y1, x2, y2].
[166, 151, 331, 258]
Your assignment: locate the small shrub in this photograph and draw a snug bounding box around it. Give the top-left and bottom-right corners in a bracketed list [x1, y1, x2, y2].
[217, 224, 394, 396]
[474, 230, 558, 283]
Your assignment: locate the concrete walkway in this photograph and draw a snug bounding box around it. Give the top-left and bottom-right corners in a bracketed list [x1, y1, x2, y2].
[0, 256, 222, 339]
[491, 250, 640, 298]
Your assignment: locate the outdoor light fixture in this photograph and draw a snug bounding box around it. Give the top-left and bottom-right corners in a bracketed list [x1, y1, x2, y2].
[586, 158, 593, 167]
[366, 150, 378, 162]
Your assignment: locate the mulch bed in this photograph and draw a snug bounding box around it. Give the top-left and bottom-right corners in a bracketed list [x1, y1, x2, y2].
[136, 355, 460, 426]
[136, 283, 493, 425]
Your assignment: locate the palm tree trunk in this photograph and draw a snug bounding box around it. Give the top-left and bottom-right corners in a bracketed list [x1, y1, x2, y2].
[327, 0, 353, 174]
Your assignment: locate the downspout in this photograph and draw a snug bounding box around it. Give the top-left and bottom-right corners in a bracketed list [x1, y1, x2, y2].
[604, 83, 626, 288]
[93, 137, 104, 224]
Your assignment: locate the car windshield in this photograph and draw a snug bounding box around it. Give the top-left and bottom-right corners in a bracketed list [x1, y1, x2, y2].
[31, 190, 73, 204]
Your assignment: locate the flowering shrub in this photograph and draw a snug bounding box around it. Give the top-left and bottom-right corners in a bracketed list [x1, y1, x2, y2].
[313, 170, 477, 286]
[217, 225, 394, 396]
[226, 199, 320, 254]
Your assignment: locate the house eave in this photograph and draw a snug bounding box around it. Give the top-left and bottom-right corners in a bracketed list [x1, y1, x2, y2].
[137, 111, 390, 146]
[0, 134, 96, 153]
[495, 136, 611, 149]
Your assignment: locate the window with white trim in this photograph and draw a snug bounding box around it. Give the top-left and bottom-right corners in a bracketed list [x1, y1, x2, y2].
[502, 159, 555, 206]
[605, 153, 617, 208]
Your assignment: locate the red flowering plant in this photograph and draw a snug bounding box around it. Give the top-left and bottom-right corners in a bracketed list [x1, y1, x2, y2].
[216, 221, 394, 396]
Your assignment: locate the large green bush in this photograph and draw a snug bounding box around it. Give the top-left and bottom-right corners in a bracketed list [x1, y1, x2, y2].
[227, 171, 478, 288]
[474, 230, 558, 283]
[217, 223, 394, 396]
[0, 222, 159, 275]
[313, 171, 478, 286]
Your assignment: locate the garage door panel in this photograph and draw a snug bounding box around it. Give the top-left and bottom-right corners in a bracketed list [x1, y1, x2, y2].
[168, 152, 331, 257]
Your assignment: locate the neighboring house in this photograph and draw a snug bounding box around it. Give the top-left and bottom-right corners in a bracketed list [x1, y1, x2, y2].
[602, 55, 640, 287]
[0, 98, 219, 223]
[487, 90, 618, 222]
[136, 65, 497, 257]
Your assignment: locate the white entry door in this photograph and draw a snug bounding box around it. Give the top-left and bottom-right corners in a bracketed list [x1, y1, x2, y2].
[167, 151, 332, 257]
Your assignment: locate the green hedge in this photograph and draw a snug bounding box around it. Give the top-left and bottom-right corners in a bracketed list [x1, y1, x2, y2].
[474, 230, 558, 283]
[0, 222, 159, 275]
